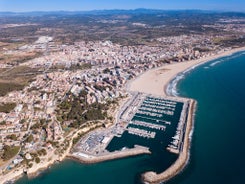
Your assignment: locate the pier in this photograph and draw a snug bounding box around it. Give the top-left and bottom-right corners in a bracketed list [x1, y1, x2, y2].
[70, 145, 151, 164]
[134, 114, 171, 125]
[142, 99, 196, 184]
[127, 127, 156, 139]
[167, 101, 188, 154]
[130, 120, 166, 131]
[71, 92, 191, 181]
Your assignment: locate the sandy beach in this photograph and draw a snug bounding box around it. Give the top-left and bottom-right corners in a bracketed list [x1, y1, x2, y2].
[128, 47, 245, 184]
[1, 47, 245, 184]
[129, 47, 245, 96]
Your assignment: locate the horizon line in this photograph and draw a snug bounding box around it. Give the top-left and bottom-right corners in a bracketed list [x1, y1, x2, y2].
[0, 8, 245, 14]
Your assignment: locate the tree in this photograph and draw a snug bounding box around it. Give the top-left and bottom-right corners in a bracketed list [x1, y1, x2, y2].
[0, 121, 6, 125]
[40, 119, 46, 124]
[2, 145, 20, 161]
[20, 119, 26, 124]
[103, 68, 110, 74]
[6, 134, 17, 141]
[35, 157, 40, 163]
[25, 135, 34, 143]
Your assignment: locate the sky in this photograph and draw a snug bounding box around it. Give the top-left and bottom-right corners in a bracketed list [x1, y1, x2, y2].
[0, 0, 245, 12]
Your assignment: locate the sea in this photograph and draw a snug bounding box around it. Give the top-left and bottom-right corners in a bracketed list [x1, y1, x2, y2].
[16, 51, 245, 184]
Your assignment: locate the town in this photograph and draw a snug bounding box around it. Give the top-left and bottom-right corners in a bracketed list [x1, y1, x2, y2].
[0, 10, 245, 183]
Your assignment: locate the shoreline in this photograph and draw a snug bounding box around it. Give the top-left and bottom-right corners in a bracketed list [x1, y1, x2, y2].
[129, 47, 245, 184]
[142, 99, 196, 184]
[2, 47, 245, 184]
[129, 46, 245, 97]
[0, 124, 104, 184]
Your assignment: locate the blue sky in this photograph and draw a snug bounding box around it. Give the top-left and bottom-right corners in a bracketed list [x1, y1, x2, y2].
[0, 0, 245, 12]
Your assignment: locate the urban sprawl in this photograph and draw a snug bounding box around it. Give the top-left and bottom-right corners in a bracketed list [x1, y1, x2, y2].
[0, 16, 245, 183]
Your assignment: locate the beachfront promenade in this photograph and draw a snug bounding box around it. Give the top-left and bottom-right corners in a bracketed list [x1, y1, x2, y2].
[69, 47, 245, 183]
[126, 46, 245, 183]
[24, 47, 245, 184]
[5, 46, 244, 184]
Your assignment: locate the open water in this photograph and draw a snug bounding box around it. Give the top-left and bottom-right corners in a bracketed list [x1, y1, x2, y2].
[16, 51, 245, 184]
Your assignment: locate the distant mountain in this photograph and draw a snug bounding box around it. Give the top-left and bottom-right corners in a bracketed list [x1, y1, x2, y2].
[0, 9, 244, 17]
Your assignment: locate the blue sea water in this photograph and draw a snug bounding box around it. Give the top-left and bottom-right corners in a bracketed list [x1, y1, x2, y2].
[16, 51, 245, 184]
[168, 51, 245, 184]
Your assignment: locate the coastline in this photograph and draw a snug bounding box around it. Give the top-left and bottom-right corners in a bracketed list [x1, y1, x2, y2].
[2, 47, 245, 184]
[0, 123, 103, 184]
[129, 46, 245, 97]
[129, 47, 245, 184]
[142, 99, 196, 184]
[0, 95, 132, 184]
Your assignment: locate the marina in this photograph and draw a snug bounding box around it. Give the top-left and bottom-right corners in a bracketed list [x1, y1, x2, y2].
[70, 92, 191, 166]
[167, 100, 189, 154]
[106, 93, 189, 157]
[14, 47, 245, 184]
[127, 127, 156, 139]
[130, 120, 166, 131]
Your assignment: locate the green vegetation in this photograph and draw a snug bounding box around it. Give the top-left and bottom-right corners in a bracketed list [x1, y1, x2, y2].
[27, 86, 39, 92]
[49, 63, 92, 72]
[2, 145, 20, 161]
[72, 133, 85, 145]
[31, 122, 41, 129]
[0, 102, 16, 113]
[69, 63, 92, 70]
[25, 135, 34, 143]
[0, 66, 44, 97]
[6, 134, 17, 141]
[13, 53, 42, 64]
[20, 119, 26, 124]
[58, 91, 108, 128]
[93, 84, 107, 92]
[31, 118, 49, 131]
[0, 121, 6, 125]
[1, 11, 245, 50]
[0, 66, 42, 81]
[219, 37, 245, 47]
[103, 68, 110, 74]
[47, 141, 59, 148]
[193, 47, 212, 52]
[34, 107, 42, 111]
[37, 148, 47, 156]
[0, 83, 24, 97]
[35, 157, 40, 163]
[0, 52, 42, 67]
